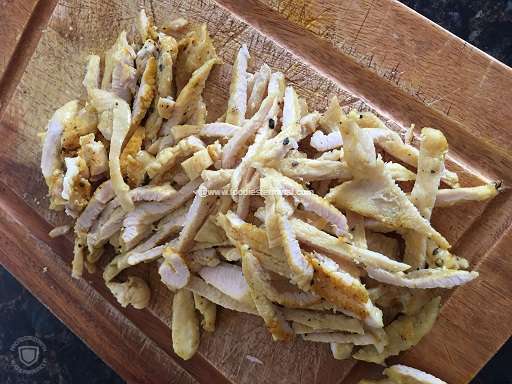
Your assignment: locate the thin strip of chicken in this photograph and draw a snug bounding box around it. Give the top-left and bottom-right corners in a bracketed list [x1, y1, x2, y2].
[110, 99, 134, 211]
[247, 63, 271, 118]
[160, 58, 220, 135]
[229, 72, 285, 196]
[226, 44, 250, 126]
[403, 128, 448, 268]
[82, 55, 100, 92]
[366, 127, 459, 188]
[132, 55, 157, 126]
[353, 297, 440, 364]
[434, 183, 500, 207]
[283, 308, 363, 334]
[241, 246, 294, 341]
[221, 94, 277, 169]
[290, 218, 409, 272]
[185, 276, 257, 314]
[367, 267, 478, 289]
[308, 253, 383, 328]
[262, 168, 350, 237]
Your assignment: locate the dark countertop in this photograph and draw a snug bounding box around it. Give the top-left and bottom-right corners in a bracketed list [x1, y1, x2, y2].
[1, 1, 511, 383]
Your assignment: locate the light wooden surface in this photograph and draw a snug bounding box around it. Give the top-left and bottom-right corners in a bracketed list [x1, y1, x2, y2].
[0, 0, 510, 383]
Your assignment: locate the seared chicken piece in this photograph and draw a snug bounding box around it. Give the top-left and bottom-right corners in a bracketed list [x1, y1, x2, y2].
[226, 44, 250, 126]
[120, 127, 145, 176]
[132, 56, 157, 126]
[308, 253, 383, 328]
[384, 364, 447, 384]
[222, 94, 277, 169]
[290, 218, 409, 272]
[126, 150, 158, 187]
[106, 276, 151, 309]
[198, 262, 252, 303]
[119, 224, 152, 252]
[172, 289, 200, 360]
[62, 156, 91, 216]
[229, 72, 285, 195]
[403, 128, 448, 268]
[157, 96, 175, 119]
[353, 297, 440, 364]
[193, 293, 217, 332]
[175, 171, 231, 253]
[160, 58, 220, 135]
[162, 17, 188, 33]
[135, 39, 158, 76]
[181, 148, 213, 180]
[365, 127, 459, 188]
[174, 23, 217, 93]
[41, 100, 80, 196]
[247, 63, 271, 118]
[76, 180, 115, 231]
[367, 267, 478, 289]
[188, 248, 220, 272]
[159, 247, 190, 291]
[110, 99, 134, 211]
[149, 135, 205, 181]
[61, 107, 98, 155]
[262, 168, 350, 237]
[123, 178, 200, 228]
[79, 133, 108, 178]
[104, 33, 137, 100]
[283, 308, 363, 334]
[82, 55, 101, 92]
[434, 183, 501, 207]
[217, 211, 292, 278]
[185, 276, 257, 315]
[241, 246, 295, 341]
[278, 158, 351, 182]
[310, 130, 342, 152]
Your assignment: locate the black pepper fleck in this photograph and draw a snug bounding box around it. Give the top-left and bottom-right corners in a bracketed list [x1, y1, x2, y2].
[158, 63, 163, 71]
[431, 169, 436, 174]
[268, 118, 275, 129]
[283, 137, 290, 145]
[291, 161, 299, 167]
[359, 114, 363, 119]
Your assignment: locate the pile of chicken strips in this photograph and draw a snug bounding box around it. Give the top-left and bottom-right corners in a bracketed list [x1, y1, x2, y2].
[41, 11, 501, 363]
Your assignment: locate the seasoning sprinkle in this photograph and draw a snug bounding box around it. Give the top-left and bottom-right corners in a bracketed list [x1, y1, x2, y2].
[283, 137, 290, 145]
[268, 118, 275, 129]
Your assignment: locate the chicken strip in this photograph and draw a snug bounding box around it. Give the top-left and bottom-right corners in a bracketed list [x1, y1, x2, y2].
[403, 128, 448, 268]
[241, 246, 294, 341]
[225, 44, 249, 126]
[160, 58, 220, 135]
[110, 99, 133, 211]
[308, 253, 383, 328]
[291, 218, 409, 272]
[353, 297, 440, 364]
[247, 63, 271, 117]
[434, 182, 501, 207]
[172, 289, 200, 360]
[132, 55, 157, 126]
[367, 267, 478, 289]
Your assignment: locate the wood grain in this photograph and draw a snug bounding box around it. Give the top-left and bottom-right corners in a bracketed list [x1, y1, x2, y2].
[0, 0, 38, 76]
[0, 0, 510, 383]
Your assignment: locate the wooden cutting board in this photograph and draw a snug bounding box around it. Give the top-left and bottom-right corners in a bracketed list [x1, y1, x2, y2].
[1, 1, 511, 383]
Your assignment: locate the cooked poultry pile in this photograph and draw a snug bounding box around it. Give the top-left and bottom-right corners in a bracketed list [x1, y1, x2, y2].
[40, 11, 500, 363]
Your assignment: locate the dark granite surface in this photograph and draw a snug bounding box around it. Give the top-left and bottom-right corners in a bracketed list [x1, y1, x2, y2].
[1, 1, 511, 383]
